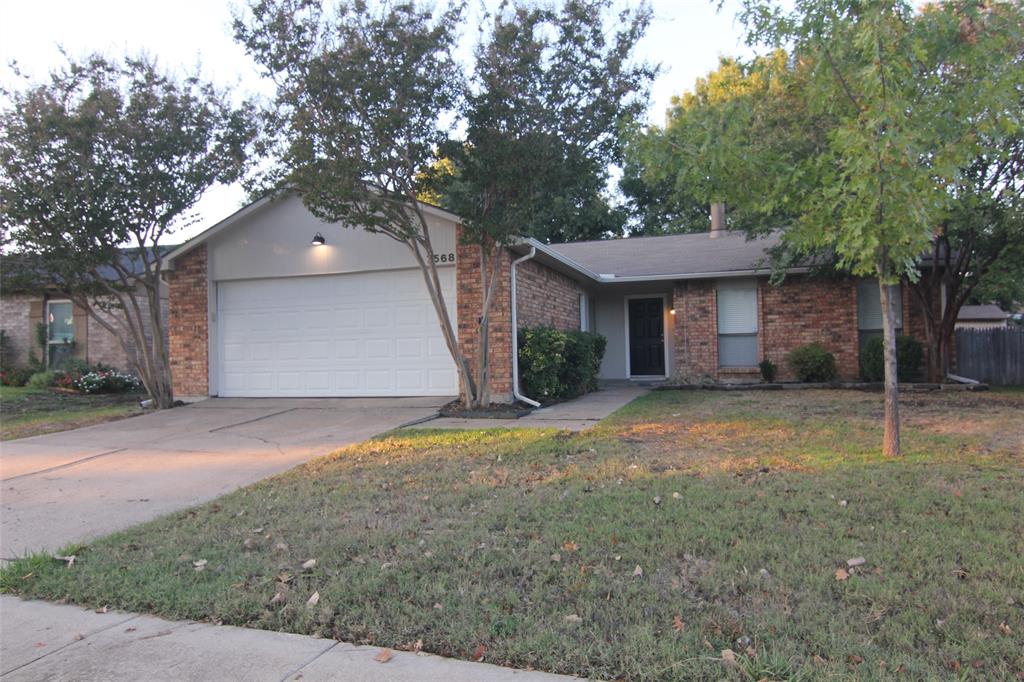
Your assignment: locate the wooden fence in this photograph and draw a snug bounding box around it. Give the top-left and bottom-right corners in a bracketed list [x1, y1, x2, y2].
[955, 326, 1024, 386]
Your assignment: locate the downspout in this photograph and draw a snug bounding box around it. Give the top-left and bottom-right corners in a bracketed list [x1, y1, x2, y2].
[510, 247, 541, 407]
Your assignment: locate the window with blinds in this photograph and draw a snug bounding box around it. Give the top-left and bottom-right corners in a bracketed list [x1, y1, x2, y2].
[857, 279, 902, 347]
[717, 279, 758, 367]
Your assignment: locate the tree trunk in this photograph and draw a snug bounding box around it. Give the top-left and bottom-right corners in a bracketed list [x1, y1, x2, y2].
[879, 279, 901, 456]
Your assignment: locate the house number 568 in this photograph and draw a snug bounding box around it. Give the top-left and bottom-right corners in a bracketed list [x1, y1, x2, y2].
[432, 253, 455, 264]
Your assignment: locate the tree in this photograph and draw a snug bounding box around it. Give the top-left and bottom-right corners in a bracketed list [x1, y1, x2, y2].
[438, 0, 654, 404]
[0, 55, 255, 408]
[621, 51, 818, 236]
[233, 0, 481, 404]
[728, 0, 1022, 455]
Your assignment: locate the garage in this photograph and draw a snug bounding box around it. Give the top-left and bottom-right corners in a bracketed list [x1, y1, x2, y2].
[217, 268, 457, 397]
[166, 191, 462, 399]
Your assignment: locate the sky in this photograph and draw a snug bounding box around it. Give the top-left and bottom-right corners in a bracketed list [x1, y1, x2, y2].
[0, 0, 757, 241]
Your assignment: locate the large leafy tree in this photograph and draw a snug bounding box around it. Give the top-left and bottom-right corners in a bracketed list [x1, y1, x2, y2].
[233, 0, 477, 403]
[726, 0, 1023, 455]
[0, 55, 255, 408]
[438, 0, 654, 404]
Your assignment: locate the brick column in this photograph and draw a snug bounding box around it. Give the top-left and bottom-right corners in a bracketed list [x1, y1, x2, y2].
[456, 232, 513, 403]
[168, 244, 209, 398]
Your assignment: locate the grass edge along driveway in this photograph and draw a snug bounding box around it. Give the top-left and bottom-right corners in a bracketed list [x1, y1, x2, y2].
[0, 386, 142, 441]
[3, 389, 1022, 681]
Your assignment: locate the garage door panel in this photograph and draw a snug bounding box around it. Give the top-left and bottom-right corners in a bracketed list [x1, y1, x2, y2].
[217, 268, 457, 397]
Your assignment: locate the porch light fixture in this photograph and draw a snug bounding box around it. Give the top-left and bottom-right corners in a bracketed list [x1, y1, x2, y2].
[311, 232, 326, 246]
[669, 308, 676, 315]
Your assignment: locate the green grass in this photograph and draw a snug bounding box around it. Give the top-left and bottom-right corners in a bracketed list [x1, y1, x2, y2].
[0, 385, 142, 440]
[3, 389, 1023, 680]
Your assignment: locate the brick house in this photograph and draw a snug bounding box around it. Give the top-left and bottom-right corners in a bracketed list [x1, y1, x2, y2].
[0, 252, 168, 373]
[164, 192, 930, 402]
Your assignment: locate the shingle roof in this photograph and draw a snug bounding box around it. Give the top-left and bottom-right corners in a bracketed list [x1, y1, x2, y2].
[957, 304, 1009, 321]
[545, 230, 786, 278]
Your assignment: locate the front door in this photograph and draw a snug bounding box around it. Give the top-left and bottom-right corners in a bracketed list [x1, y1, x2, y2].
[628, 298, 665, 376]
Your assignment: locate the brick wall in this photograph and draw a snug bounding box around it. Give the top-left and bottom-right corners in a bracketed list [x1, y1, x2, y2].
[0, 294, 34, 367]
[456, 239, 513, 402]
[168, 244, 209, 397]
[670, 275, 931, 383]
[516, 258, 583, 330]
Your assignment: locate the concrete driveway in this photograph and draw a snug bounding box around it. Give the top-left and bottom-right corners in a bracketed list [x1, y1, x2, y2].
[0, 397, 447, 560]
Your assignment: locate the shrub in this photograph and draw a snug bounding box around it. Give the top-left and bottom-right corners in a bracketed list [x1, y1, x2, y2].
[518, 327, 606, 403]
[0, 367, 35, 387]
[787, 343, 837, 383]
[860, 335, 924, 382]
[27, 370, 60, 389]
[74, 370, 141, 394]
[758, 358, 777, 383]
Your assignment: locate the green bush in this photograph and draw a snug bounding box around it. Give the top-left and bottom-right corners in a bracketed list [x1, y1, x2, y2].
[860, 335, 924, 382]
[518, 327, 606, 403]
[758, 358, 777, 383]
[787, 343, 837, 383]
[1, 367, 34, 386]
[74, 370, 141, 394]
[26, 370, 60, 389]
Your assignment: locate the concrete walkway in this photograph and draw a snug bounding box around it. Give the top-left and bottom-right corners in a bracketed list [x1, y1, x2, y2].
[1, 397, 448, 560]
[424, 383, 648, 431]
[0, 596, 578, 681]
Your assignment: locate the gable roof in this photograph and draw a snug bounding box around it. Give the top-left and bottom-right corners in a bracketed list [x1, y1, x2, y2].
[1, 245, 177, 293]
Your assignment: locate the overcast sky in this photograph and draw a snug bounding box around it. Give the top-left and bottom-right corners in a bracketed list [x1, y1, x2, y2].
[0, 0, 756, 242]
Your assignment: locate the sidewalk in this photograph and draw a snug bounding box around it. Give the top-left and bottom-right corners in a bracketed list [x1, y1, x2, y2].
[424, 383, 648, 431]
[0, 596, 581, 682]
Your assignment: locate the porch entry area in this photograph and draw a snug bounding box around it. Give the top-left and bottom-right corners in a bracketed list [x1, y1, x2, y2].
[627, 297, 665, 377]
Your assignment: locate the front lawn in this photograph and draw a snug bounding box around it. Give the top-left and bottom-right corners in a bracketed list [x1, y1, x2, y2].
[3, 389, 1022, 680]
[0, 385, 142, 440]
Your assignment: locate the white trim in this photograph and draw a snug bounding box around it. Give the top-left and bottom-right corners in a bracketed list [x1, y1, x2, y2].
[623, 293, 670, 379]
[579, 293, 589, 331]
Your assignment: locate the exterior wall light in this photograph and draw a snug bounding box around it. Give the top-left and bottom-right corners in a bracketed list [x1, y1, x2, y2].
[311, 232, 326, 246]
[669, 308, 676, 315]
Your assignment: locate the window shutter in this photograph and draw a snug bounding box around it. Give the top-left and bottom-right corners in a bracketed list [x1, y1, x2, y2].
[716, 280, 757, 334]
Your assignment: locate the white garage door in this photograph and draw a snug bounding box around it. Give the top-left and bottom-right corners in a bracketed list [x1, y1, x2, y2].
[217, 268, 457, 397]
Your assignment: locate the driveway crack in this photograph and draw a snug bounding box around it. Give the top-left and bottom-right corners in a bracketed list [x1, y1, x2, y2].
[1, 448, 128, 482]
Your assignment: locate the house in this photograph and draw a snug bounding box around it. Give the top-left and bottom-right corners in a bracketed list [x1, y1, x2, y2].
[164, 193, 932, 401]
[955, 304, 1010, 329]
[0, 250, 169, 372]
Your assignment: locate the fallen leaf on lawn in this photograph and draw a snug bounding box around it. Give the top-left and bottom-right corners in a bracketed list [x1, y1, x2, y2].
[561, 541, 579, 552]
[614, 555, 621, 561]
[702, 638, 714, 651]
[274, 543, 288, 552]
[632, 565, 643, 578]
[564, 614, 582, 623]
[834, 568, 849, 581]
[847, 557, 866, 568]
[193, 559, 208, 571]
[53, 555, 76, 567]
[672, 615, 685, 632]
[999, 622, 1013, 636]
[413, 639, 423, 652]
[848, 654, 864, 665]
[252, 527, 264, 534]
[653, 496, 661, 505]
[471, 644, 486, 661]
[95, 606, 108, 614]
[306, 591, 319, 607]
[433, 603, 443, 610]
[270, 592, 284, 605]
[301, 559, 316, 569]
[720, 649, 737, 665]
[672, 492, 681, 499]
[551, 553, 561, 563]
[374, 648, 394, 663]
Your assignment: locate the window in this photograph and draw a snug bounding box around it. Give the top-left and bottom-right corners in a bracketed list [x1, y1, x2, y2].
[857, 279, 902, 347]
[579, 294, 589, 331]
[46, 300, 75, 368]
[717, 279, 758, 367]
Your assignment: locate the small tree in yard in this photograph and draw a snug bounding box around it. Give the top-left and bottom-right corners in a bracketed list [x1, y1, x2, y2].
[438, 0, 654, 405]
[730, 0, 1022, 455]
[233, 0, 479, 404]
[0, 55, 255, 408]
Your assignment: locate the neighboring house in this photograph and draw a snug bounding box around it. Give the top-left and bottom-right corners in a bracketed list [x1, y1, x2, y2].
[0, 251, 170, 372]
[955, 304, 1010, 329]
[165, 192, 934, 402]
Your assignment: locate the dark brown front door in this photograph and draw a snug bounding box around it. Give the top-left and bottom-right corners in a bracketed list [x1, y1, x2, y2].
[628, 298, 665, 376]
